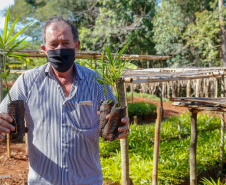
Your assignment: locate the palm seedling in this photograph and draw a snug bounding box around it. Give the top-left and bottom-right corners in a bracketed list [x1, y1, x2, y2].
[0, 7, 33, 139]
[88, 42, 134, 141]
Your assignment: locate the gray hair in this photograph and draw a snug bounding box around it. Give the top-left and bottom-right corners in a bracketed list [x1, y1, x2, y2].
[41, 16, 79, 45]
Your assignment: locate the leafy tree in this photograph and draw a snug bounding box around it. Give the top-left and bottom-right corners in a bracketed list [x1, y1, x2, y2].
[183, 1, 223, 67]
[7, 0, 157, 61]
[153, 0, 219, 67]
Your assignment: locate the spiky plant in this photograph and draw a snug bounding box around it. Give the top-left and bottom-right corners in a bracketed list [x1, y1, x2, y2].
[0, 7, 33, 102]
[88, 42, 134, 105]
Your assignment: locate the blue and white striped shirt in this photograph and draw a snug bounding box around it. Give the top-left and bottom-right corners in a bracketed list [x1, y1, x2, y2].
[0, 63, 116, 185]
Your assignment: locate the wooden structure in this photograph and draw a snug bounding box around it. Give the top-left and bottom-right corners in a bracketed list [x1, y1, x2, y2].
[122, 68, 226, 99]
[169, 97, 226, 185]
[2, 49, 226, 184]
[1, 50, 170, 61]
[119, 68, 226, 185]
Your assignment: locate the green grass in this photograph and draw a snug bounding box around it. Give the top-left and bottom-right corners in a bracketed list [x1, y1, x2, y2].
[127, 92, 170, 102]
[100, 113, 225, 185]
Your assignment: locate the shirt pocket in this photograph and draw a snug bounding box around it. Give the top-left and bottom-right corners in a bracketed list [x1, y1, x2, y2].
[79, 104, 95, 129]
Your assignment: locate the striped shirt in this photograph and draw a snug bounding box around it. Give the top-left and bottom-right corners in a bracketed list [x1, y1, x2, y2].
[0, 63, 116, 185]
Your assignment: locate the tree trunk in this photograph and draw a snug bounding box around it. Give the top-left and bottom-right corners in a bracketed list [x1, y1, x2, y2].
[118, 81, 130, 185]
[152, 106, 162, 185]
[219, 0, 226, 66]
[190, 110, 198, 185]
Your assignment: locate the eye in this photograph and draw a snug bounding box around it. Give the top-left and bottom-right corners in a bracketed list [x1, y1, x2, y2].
[63, 41, 70, 47]
[50, 43, 58, 48]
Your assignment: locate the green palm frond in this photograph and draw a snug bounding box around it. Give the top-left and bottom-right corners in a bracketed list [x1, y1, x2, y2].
[200, 177, 223, 185]
[0, 7, 33, 102]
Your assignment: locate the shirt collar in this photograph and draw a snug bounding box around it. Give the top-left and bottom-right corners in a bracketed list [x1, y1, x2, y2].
[45, 63, 84, 81]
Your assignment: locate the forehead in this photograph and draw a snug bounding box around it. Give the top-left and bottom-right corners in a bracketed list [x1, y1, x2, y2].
[45, 21, 73, 39]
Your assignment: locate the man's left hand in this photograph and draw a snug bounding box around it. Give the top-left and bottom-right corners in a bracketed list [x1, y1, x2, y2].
[97, 111, 130, 139]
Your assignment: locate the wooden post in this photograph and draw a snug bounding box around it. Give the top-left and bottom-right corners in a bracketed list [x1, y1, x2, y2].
[133, 116, 137, 125]
[190, 109, 198, 185]
[177, 81, 181, 97]
[131, 84, 134, 104]
[210, 78, 215, 97]
[205, 78, 209, 98]
[221, 75, 225, 97]
[220, 76, 225, 173]
[24, 121, 29, 156]
[195, 79, 200, 97]
[220, 113, 225, 173]
[167, 82, 170, 98]
[171, 81, 176, 97]
[214, 78, 218, 98]
[118, 80, 130, 185]
[152, 106, 162, 185]
[178, 121, 181, 139]
[7, 134, 11, 158]
[162, 82, 165, 98]
[186, 80, 191, 97]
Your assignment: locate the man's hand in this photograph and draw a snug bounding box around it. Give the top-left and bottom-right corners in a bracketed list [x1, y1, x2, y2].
[97, 111, 130, 139]
[0, 113, 14, 140]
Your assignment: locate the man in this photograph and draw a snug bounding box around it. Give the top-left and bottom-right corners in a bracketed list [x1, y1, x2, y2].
[0, 16, 129, 185]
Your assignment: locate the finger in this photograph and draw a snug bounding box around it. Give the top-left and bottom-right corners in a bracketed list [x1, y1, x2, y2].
[106, 114, 110, 120]
[118, 124, 128, 132]
[0, 113, 13, 123]
[117, 129, 129, 139]
[0, 119, 15, 131]
[97, 111, 100, 116]
[0, 132, 6, 140]
[0, 125, 11, 133]
[121, 117, 130, 124]
[0, 114, 14, 131]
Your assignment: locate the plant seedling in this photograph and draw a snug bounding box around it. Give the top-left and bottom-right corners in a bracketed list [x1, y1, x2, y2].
[88, 42, 133, 141]
[0, 7, 32, 139]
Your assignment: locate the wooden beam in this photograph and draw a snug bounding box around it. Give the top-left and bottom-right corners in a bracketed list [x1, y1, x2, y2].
[118, 81, 130, 185]
[189, 109, 198, 185]
[152, 106, 162, 185]
[1, 50, 170, 61]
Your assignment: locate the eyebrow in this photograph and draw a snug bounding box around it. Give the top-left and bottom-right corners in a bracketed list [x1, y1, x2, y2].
[49, 39, 71, 43]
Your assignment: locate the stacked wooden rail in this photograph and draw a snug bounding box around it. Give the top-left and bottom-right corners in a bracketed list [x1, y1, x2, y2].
[119, 67, 226, 185]
[1, 49, 170, 60]
[169, 97, 226, 185]
[122, 68, 226, 99]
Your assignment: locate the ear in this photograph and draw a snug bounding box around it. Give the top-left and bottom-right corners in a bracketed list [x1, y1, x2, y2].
[75, 40, 80, 53]
[41, 45, 47, 55]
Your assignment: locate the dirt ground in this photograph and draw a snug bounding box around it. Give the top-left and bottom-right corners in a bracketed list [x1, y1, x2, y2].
[0, 97, 206, 184]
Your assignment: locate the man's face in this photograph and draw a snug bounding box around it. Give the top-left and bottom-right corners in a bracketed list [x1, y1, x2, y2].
[41, 21, 80, 56]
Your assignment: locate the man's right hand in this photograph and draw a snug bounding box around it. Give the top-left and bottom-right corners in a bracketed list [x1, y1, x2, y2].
[0, 113, 14, 140]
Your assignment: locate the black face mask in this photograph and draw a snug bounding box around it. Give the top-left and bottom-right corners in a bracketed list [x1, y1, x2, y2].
[47, 48, 75, 72]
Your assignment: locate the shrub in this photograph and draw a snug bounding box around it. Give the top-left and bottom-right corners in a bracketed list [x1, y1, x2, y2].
[128, 102, 157, 119]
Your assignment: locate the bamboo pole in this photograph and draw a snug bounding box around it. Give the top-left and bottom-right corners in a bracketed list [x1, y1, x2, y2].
[195, 79, 200, 97]
[2, 50, 170, 61]
[190, 109, 198, 185]
[220, 113, 225, 173]
[215, 78, 218, 98]
[118, 81, 130, 185]
[7, 134, 11, 158]
[133, 116, 137, 125]
[186, 80, 191, 97]
[205, 78, 209, 98]
[24, 120, 28, 156]
[220, 76, 225, 173]
[152, 106, 162, 185]
[167, 82, 170, 99]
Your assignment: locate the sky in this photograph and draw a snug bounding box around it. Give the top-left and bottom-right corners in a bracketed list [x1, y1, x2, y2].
[0, 0, 15, 30]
